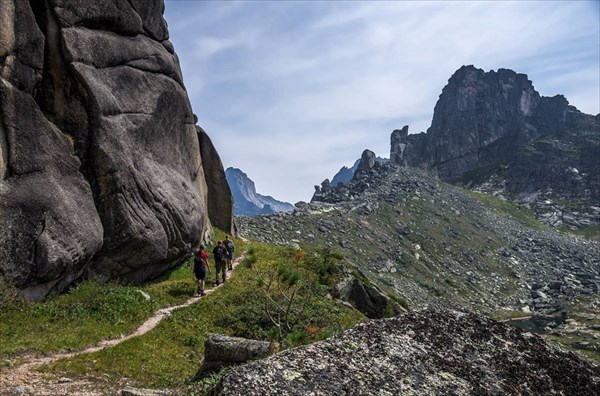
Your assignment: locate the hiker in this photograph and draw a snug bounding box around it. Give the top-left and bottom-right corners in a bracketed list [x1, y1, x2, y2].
[193, 245, 208, 296]
[224, 235, 235, 270]
[212, 240, 227, 285]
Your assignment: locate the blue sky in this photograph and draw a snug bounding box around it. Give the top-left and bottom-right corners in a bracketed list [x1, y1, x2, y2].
[164, 0, 600, 204]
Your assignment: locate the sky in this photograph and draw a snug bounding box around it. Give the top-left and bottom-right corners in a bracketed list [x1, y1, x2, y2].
[163, 0, 600, 204]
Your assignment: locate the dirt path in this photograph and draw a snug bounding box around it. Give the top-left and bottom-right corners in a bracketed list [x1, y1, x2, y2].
[0, 253, 245, 395]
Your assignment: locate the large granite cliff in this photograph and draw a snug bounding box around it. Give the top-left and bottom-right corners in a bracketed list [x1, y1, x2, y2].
[391, 66, 599, 229]
[0, 1, 232, 300]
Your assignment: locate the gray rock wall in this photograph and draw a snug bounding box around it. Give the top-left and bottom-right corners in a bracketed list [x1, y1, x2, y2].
[0, 1, 230, 299]
[198, 126, 234, 235]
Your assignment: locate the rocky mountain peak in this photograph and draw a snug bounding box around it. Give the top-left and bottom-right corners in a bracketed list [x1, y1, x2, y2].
[226, 167, 294, 216]
[389, 65, 599, 230]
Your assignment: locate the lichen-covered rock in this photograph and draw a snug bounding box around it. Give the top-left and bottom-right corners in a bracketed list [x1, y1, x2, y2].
[0, 1, 231, 299]
[210, 309, 600, 396]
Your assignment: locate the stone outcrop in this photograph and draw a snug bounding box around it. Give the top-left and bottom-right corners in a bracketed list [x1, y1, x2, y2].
[225, 167, 294, 216]
[210, 309, 600, 395]
[198, 126, 234, 235]
[196, 334, 271, 379]
[312, 151, 395, 204]
[390, 65, 599, 229]
[0, 1, 232, 300]
[330, 274, 402, 319]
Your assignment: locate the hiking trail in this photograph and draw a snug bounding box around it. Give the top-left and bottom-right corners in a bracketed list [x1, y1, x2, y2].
[0, 252, 246, 395]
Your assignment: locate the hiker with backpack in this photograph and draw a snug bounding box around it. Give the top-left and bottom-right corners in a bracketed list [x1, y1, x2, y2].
[193, 245, 209, 296]
[224, 235, 235, 271]
[212, 240, 228, 285]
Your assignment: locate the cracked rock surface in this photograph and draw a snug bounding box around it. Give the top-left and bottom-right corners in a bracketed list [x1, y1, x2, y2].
[0, 0, 231, 300]
[211, 309, 600, 396]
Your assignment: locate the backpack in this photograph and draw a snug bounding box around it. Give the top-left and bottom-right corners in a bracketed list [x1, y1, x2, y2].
[226, 241, 234, 253]
[194, 254, 203, 270]
[214, 246, 225, 261]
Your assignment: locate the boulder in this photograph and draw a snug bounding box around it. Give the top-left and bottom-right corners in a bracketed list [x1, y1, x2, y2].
[332, 274, 401, 319]
[355, 149, 376, 172]
[195, 334, 271, 379]
[0, 0, 232, 299]
[210, 310, 600, 395]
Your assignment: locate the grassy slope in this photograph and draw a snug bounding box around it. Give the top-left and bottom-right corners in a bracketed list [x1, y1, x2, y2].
[39, 243, 364, 390]
[0, 230, 241, 361]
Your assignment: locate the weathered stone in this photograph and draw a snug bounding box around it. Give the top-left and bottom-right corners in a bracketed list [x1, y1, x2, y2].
[196, 334, 271, 379]
[120, 387, 169, 396]
[210, 310, 600, 396]
[0, 0, 232, 299]
[334, 275, 400, 319]
[356, 149, 376, 172]
[0, 1, 103, 300]
[198, 127, 234, 235]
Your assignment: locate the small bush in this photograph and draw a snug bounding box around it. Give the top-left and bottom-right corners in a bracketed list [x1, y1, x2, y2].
[303, 248, 343, 286]
[243, 254, 257, 269]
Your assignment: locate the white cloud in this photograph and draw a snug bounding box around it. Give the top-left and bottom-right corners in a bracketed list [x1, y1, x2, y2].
[164, 0, 600, 203]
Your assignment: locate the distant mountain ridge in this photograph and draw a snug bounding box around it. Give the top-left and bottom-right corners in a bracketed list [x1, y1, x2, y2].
[225, 168, 295, 216]
[330, 157, 389, 187]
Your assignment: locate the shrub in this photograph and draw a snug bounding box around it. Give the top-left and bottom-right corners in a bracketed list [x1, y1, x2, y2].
[303, 248, 343, 286]
[242, 254, 257, 269]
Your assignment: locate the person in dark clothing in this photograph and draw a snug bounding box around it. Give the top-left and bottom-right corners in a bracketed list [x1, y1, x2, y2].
[224, 235, 235, 270]
[212, 240, 227, 285]
[193, 245, 208, 296]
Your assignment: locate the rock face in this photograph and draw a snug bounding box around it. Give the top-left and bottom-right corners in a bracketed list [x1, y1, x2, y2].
[197, 126, 234, 235]
[390, 66, 600, 229]
[225, 167, 294, 216]
[211, 309, 600, 395]
[0, 1, 231, 300]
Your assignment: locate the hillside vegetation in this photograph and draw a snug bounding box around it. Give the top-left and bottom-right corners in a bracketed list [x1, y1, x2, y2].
[0, 230, 363, 394]
[238, 165, 600, 361]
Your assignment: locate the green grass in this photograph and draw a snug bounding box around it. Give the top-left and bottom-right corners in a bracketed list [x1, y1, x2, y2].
[567, 224, 600, 241]
[43, 243, 364, 389]
[466, 190, 543, 229]
[0, 229, 246, 361]
[0, 282, 156, 357]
